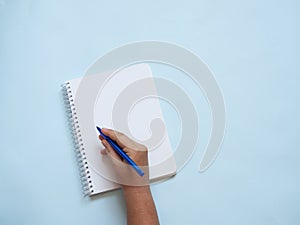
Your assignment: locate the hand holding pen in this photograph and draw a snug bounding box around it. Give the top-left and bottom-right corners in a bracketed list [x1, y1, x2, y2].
[97, 127, 149, 185]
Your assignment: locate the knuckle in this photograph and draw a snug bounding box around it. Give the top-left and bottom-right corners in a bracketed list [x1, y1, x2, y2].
[140, 144, 148, 151]
[117, 131, 124, 136]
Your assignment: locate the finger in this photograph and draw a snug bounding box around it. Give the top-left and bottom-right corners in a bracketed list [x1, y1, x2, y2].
[108, 147, 122, 162]
[99, 135, 104, 141]
[101, 140, 122, 161]
[101, 128, 126, 148]
[101, 140, 112, 152]
[100, 149, 107, 155]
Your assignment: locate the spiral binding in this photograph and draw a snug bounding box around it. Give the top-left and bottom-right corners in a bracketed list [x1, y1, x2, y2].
[62, 82, 94, 196]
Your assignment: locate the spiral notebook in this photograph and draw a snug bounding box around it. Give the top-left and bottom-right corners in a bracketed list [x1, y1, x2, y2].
[62, 64, 176, 196]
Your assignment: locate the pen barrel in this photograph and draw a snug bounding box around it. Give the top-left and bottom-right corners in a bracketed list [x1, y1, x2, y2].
[131, 164, 145, 176]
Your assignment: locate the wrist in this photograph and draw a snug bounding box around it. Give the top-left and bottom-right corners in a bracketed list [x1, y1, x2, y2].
[122, 184, 151, 194]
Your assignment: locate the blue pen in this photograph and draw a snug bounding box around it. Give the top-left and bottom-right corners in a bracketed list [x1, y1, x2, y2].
[96, 126, 144, 176]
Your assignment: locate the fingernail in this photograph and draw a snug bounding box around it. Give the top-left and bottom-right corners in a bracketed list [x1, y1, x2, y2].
[102, 128, 108, 132]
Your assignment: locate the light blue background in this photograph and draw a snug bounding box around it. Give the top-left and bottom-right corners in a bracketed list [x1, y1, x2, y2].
[1, 0, 300, 224]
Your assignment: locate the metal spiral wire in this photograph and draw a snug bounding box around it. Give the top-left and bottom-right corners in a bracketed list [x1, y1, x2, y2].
[62, 82, 94, 196]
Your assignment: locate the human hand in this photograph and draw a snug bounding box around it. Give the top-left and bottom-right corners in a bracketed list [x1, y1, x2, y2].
[99, 129, 159, 225]
[99, 128, 149, 186]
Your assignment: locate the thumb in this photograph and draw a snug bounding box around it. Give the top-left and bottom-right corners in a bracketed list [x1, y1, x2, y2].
[101, 128, 126, 149]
